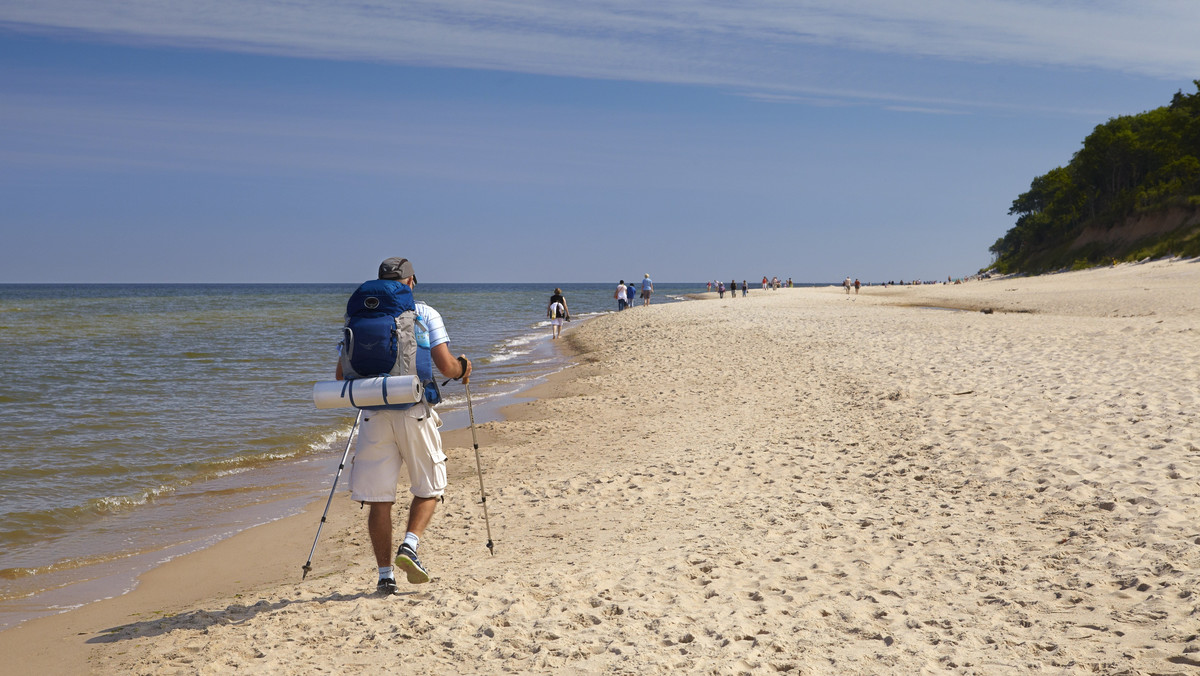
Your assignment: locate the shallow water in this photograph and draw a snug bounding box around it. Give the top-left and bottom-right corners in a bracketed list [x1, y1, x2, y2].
[0, 281, 699, 629]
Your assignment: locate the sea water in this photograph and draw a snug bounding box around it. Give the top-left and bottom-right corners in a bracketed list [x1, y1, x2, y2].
[0, 281, 698, 629]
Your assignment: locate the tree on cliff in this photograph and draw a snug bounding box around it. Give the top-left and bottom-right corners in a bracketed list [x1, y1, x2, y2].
[990, 81, 1200, 273]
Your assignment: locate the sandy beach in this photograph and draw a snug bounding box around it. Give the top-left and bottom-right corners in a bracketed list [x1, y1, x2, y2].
[3, 258, 1199, 674]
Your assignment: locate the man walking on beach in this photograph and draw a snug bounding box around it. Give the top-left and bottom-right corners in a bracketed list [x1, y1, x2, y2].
[337, 257, 472, 594]
[616, 280, 627, 311]
[641, 273, 653, 306]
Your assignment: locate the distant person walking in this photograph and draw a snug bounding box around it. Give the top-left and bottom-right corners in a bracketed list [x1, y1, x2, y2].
[641, 274, 654, 306]
[762, 276, 768, 290]
[615, 280, 628, 311]
[547, 288, 569, 339]
[731, 279, 738, 299]
[626, 282, 636, 309]
[741, 280, 748, 297]
[843, 277, 852, 294]
[854, 278, 861, 294]
[717, 281, 726, 299]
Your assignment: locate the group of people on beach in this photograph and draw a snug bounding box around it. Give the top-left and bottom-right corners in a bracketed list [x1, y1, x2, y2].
[707, 276, 792, 298]
[847, 276, 981, 288]
[708, 279, 747, 298]
[614, 274, 654, 311]
[545, 273, 658, 343]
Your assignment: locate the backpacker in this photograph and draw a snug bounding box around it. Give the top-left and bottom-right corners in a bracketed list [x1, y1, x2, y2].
[339, 279, 441, 409]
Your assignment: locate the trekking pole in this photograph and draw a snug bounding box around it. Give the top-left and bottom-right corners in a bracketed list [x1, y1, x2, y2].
[464, 381, 495, 555]
[302, 409, 362, 579]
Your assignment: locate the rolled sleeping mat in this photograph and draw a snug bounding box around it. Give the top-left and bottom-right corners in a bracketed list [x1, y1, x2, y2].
[313, 375, 423, 409]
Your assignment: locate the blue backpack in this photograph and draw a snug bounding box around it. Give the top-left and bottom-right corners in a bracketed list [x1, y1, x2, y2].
[339, 279, 441, 408]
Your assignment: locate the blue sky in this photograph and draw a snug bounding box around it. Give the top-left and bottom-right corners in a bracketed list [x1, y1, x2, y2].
[2, 2, 1198, 283]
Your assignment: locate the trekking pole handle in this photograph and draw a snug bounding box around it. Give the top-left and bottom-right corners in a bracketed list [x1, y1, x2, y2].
[441, 355, 471, 386]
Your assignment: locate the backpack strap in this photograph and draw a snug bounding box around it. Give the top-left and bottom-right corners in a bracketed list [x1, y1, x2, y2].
[340, 379, 357, 408]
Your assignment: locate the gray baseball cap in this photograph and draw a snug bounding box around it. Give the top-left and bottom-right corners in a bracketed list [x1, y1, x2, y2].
[378, 257, 416, 283]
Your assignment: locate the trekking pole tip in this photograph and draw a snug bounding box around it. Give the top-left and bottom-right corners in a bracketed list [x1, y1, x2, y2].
[486, 540, 494, 555]
[301, 562, 312, 579]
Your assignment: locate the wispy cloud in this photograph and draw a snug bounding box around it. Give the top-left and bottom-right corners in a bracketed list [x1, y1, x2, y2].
[884, 105, 967, 116]
[3, 1, 1198, 95]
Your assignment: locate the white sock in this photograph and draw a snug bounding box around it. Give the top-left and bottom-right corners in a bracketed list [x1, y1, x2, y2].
[378, 566, 393, 581]
[403, 532, 420, 551]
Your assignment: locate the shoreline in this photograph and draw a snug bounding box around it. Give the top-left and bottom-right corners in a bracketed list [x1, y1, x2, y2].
[3, 258, 1199, 673]
[0, 319, 581, 635]
[0, 315, 593, 671]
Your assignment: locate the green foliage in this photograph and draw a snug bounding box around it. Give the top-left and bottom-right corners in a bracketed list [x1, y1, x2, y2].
[1127, 221, 1200, 261]
[991, 81, 1200, 272]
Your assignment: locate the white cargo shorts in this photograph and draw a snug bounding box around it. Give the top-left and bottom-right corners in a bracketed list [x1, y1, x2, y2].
[349, 404, 447, 502]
